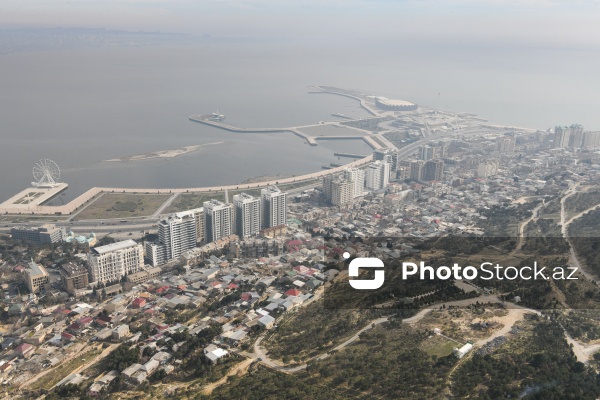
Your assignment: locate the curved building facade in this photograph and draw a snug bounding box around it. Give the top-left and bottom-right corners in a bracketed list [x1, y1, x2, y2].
[375, 98, 417, 111]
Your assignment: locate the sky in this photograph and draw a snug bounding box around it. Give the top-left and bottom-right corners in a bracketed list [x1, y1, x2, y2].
[1, 0, 599, 47]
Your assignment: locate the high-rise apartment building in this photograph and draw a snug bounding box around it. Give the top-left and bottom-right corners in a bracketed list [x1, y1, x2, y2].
[554, 125, 584, 148]
[569, 125, 585, 148]
[204, 200, 234, 242]
[366, 161, 390, 191]
[373, 149, 398, 173]
[88, 239, 144, 284]
[233, 193, 261, 238]
[496, 136, 516, 152]
[423, 159, 445, 181]
[322, 175, 354, 206]
[173, 207, 205, 244]
[583, 131, 600, 148]
[344, 167, 365, 198]
[410, 160, 425, 181]
[146, 211, 198, 267]
[261, 186, 287, 229]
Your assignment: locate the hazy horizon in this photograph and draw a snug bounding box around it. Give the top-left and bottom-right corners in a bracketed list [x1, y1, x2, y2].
[1, 1, 600, 49]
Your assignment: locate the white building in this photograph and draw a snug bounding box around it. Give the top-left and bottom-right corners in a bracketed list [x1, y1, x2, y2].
[88, 240, 144, 284]
[233, 193, 261, 238]
[261, 186, 287, 229]
[496, 135, 516, 152]
[453, 343, 473, 359]
[146, 209, 197, 267]
[204, 200, 234, 243]
[477, 161, 499, 178]
[344, 167, 365, 198]
[374, 149, 398, 173]
[144, 242, 167, 268]
[175, 207, 204, 244]
[323, 175, 354, 206]
[365, 161, 390, 191]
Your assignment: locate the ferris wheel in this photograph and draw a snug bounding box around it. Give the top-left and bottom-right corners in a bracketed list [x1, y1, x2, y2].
[32, 159, 61, 187]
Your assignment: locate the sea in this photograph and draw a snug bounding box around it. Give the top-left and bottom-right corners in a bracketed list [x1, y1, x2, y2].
[1, 36, 598, 204]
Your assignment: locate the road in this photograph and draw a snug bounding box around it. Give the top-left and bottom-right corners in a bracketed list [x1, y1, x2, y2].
[514, 201, 544, 252]
[559, 183, 600, 282]
[561, 324, 600, 364]
[250, 295, 503, 373]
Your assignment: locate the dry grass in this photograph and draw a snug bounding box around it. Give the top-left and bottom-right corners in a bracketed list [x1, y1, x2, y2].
[75, 193, 171, 220]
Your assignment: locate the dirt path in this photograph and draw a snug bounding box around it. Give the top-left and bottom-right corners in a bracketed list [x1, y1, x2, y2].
[560, 323, 600, 364]
[559, 183, 600, 282]
[202, 358, 253, 395]
[53, 343, 120, 389]
[514, 201, 544, 253]
[252, 296, 503, 373]
[474, 308, 539, 347]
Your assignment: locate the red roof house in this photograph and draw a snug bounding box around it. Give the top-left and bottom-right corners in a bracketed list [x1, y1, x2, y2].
[15, 343, 35, 358]
[131, 298, 146, 309]
[285, 289, 302, 297]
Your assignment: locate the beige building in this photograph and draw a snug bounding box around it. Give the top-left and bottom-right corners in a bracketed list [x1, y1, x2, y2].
[59, 262, 89, 295]
[126, 267, 161, 285]
[11, 224, 64, 245]
[25, 260, 49, 294]
[88, 240, 144, 284]
[323, 175, 354, 206]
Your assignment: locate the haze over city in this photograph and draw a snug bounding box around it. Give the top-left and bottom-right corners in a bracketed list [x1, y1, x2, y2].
[1, 1, 600, 399]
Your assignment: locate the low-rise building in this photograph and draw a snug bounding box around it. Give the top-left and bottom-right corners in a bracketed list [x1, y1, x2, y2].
[59, 262, 89, 295]
[112, 324, 130, 341]
[25, 260, 49, 294]
[11, 224, 65, 245]
[126, 266, 161, 285]
[15, 343, 35, 359]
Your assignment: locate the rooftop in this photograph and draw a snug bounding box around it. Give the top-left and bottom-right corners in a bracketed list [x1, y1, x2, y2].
[92, 239, 139, 255]
[376, 98, 416, 107]
[60, 262, 87, 276]
[27, 260, 48, 278]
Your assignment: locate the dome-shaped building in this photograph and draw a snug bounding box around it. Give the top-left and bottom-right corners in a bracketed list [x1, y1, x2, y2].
[375, 98, 417, 111]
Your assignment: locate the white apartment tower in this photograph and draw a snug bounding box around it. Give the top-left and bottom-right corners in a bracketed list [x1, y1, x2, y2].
[233, 193, 261, 238]
[146, 210, 200, 267]
[365, 161, 390, 191]
[332, 178, 354, 206]
[160, 213, 197, 260]
[88, 239, 144, 284]
[204, 200, 234, 243]
[261, 186, 287, 229]
[496, 136, 516, 152]
[373, 149, 398, 172]
[344, 167, 365, 198]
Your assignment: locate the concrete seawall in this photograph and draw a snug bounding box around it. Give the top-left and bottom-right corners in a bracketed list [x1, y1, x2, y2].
[189, 116, 318, 146]
[0, 155, 374, 215]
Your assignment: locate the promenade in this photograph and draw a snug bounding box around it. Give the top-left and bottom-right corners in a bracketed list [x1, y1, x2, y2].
[0, 155, 374, 215]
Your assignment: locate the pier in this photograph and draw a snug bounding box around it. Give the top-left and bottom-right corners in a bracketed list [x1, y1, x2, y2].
[331, 113, 354, 120]
[0, 183, 68, 213]
[189, 115, 318, 146]
[333, 152, 367, 159]
[310, 86, 380, 116]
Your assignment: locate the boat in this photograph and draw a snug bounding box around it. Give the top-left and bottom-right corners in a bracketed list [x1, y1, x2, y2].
[209, 110, 225, 121]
